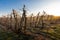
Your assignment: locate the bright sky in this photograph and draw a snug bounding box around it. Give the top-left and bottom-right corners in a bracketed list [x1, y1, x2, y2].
[0, 0, 60, 16]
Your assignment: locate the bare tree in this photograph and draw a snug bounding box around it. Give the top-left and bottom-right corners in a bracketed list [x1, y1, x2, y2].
[19, 5, 27, 33]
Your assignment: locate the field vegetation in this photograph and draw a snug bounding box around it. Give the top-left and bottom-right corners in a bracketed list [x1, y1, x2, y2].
[0, 5, 60, 40]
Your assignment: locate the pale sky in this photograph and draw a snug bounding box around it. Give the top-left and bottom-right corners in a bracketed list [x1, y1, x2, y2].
[40, 1, 60, 16]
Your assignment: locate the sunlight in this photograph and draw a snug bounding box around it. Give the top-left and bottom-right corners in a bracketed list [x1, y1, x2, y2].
[42, 2, 60, 16]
